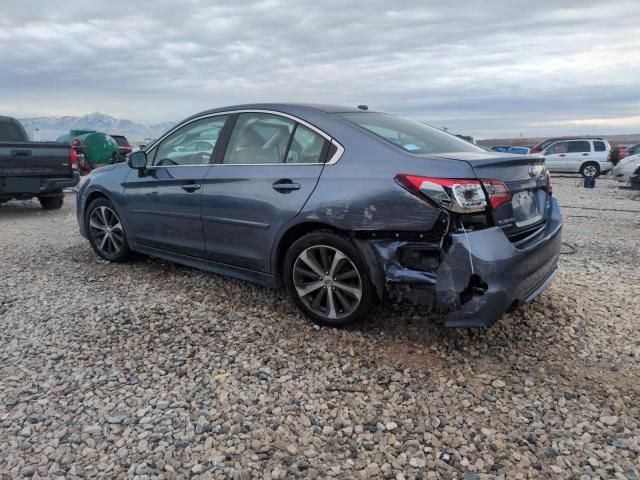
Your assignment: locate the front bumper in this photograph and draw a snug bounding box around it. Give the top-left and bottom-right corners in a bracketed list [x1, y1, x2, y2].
[368, 196, 563, 327]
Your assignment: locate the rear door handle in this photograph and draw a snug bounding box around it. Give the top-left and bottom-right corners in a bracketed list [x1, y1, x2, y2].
[582, 153, 589, 156]
[181, 184, 201, 192]
[272, 179, 301, 193]
[559, 154, 566, 157]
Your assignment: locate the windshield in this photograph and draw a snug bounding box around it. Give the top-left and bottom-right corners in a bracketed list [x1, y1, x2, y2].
[338, 112, 485, 154]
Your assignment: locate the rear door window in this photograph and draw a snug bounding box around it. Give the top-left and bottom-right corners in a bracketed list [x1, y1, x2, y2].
[286, 125, 328, 163]
[223, 113, 295, 164]
[593, 141, 606, 152]
[568, 141, 590, 153]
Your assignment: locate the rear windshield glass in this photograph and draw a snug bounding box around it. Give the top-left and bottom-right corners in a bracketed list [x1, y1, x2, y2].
[0, 121, 27, 142]
[110, 135, 130, 147]
[338, 112, 485, 154]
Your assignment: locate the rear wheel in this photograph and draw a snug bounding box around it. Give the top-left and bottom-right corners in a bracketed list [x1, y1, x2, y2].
[38, 195, 64, 210]
[284, 231, 376, 327]
[580, 162, 600, 178]
[85, 198, 131, 262]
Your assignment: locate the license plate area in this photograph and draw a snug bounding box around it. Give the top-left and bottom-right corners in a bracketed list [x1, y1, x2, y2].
[512, 190, 542, 227]
[4, 177, 41, 193]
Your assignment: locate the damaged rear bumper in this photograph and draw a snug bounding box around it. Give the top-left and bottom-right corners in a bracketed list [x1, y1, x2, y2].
[365, 197, 563, 328]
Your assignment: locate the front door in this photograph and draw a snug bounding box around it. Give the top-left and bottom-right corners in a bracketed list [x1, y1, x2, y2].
[201, 112, 330, 272]
[543, 141, 569, 172]
[124, 115, 229, 256]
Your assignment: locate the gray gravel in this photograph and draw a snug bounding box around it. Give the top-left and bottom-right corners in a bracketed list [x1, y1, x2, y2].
[1, 176, 639, 479]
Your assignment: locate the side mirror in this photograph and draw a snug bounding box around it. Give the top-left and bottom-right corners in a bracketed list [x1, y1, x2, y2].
[128, 151, 147, 169]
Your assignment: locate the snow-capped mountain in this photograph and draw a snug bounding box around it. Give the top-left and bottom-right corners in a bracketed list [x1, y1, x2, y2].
[19, 112, 177, 143]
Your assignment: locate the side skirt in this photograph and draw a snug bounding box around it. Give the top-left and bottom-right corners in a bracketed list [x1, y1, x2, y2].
[133, 244, 278, 288]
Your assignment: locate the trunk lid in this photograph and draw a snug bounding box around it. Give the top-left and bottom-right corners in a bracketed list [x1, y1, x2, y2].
[435, 152, 550, 242]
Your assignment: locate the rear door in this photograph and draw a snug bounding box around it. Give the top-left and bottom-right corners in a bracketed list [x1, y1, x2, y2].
[123, 115, 229, 257]
[201, 112, 329, 272]
[565, 140, 591, 171]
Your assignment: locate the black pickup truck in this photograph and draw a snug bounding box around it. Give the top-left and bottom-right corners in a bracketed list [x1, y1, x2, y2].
[0, 116, 80, 210]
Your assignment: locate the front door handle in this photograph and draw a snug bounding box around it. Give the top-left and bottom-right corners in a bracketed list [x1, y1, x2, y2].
[272, 179, 301, 193]
[582, 153, 589, 156]
[181, 184, 201, 192]
[559, 154, 566, 157]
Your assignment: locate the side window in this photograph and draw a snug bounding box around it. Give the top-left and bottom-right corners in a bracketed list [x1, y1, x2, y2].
[153, 115, 227, 166]
[286, 125, 328, 163]
[546, 142, 568, 154]
[223, 113, 295, 164]
[568, 141, 590, 153]
[593, 141, 606, 152]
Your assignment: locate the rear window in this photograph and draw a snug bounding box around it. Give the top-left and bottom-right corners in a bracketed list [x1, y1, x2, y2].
[0, 120, 28, 142]
[338, 112, 485, 154]
[568, 141, 590, 153]
[593, 141, 606, 152]
[110, 135, 130, 147]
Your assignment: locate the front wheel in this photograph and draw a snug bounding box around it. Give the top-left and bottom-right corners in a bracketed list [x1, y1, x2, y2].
[85, 198, 131, 262]
[580, 162, 600, 178]
[283, 231, 376, 327]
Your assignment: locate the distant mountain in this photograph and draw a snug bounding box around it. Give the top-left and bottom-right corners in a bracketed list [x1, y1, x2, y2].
[18, 112, 177, 144]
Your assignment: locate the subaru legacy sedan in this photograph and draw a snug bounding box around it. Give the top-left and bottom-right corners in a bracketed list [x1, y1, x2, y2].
[77, 104, 562, 328]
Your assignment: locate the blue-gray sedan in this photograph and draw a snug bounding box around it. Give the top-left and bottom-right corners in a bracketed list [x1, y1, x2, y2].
[76, 104, 562, 327]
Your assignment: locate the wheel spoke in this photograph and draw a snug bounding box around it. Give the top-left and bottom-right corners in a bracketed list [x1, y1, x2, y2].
[89, 218, 106, 231]
[334, 288, 352, 312]
[295, 265, 318, 279]
[298, 250, 325, 277]
[99, 233, 109, 251]
[334, 281, 362, 301]
[336, 269, 358, 281]
[111, 222, 122, 232]
[329, 250, 345, 277]
[327, 289, 337, 319]
[295, 281, 324, 298]
[99, 207, 108, 226]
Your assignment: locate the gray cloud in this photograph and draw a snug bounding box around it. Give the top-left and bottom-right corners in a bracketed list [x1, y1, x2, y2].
[1, 0, 639, 138]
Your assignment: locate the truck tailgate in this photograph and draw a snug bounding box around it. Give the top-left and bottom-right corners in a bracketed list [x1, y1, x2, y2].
[0, 142, 72, 177]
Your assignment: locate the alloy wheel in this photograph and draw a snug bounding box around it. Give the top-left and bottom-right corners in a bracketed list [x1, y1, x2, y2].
[89, 206, 124, 257]
[583, 165, 597, 177]
[292, 245, 362, 320]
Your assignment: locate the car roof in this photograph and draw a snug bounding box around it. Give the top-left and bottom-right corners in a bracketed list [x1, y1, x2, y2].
[189, 103, 374, 119]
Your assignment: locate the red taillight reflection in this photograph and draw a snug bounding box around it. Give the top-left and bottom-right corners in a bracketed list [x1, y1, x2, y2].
[545, 169, 553, 195]
[69, 147, 78, 168]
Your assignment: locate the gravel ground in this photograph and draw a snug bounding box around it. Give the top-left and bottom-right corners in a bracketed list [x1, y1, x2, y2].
[1, 176, 639, 479]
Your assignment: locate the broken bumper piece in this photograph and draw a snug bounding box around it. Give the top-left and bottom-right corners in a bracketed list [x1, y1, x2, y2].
[435, 197, 563, 327]
[368, 197, 563, 328]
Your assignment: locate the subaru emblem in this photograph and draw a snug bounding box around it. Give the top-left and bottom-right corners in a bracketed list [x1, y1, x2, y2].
[529, 165, 542, 178]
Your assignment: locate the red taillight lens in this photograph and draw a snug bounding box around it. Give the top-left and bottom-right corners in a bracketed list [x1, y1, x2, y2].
[545, 169, 552, 195]
[69, 148, 78, 168]
[481, 179, 510, 209]
[396, 174, 488, 213]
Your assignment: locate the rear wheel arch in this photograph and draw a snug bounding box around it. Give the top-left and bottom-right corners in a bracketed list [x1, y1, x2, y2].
[580, 161, 600, 177]
[274, 222, 345, 280]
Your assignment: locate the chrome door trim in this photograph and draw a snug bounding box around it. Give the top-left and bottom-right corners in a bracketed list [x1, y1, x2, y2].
[144, 109, 345, 167]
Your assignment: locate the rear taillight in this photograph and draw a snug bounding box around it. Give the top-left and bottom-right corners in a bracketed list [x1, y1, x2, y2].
[545, 169, 552, 195]
[69, 148, 78, 169]
[396, 174, 488, 213]
[481, 179, 510, 209]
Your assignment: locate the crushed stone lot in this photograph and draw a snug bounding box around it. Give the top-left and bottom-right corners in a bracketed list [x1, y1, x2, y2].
[1, 176, 639, 479]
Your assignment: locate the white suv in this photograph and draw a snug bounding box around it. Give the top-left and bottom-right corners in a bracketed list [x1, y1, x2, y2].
[541, 139, 612, 177]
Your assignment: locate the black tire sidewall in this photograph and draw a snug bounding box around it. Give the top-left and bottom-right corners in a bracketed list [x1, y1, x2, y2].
[283, 231, 376, 326]
[85, 198, 131, 262]
[39, 196, 64, 210]
[580, 162, 600, 178]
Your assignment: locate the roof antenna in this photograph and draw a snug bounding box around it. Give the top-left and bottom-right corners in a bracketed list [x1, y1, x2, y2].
[357, 104, 368, 111]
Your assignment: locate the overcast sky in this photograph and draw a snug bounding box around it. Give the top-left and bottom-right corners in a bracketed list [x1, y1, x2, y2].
[1, 0, 639, 138]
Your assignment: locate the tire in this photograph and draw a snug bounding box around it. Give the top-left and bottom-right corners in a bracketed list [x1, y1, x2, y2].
[38, 195, 64, 210]
[85, 198, 131, 262]
[580, 162, 600, 178]
[283, 230, 376, 327]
